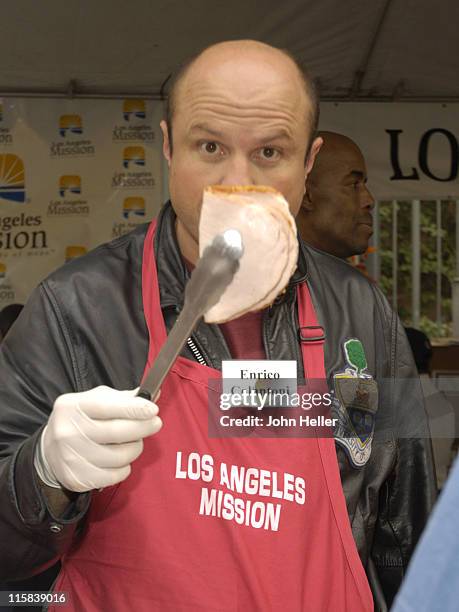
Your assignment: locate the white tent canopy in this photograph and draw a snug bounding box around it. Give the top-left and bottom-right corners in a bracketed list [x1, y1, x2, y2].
[1, 0, 458, 336]
[0, 0, 458, 100]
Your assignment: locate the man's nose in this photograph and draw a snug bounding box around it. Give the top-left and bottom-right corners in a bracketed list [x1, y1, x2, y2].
[219, 155, 255, 186]
[362, 185, 375, 210]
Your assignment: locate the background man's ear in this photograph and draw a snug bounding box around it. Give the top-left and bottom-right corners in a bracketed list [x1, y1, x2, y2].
[160, 120, 172, 167]
[302, 182, 314, 211]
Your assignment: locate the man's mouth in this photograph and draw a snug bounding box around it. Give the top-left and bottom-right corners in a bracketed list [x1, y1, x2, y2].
[358, 218, 373, 229]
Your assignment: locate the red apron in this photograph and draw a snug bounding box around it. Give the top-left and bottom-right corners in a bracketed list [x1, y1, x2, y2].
[52, 221, 373, 612]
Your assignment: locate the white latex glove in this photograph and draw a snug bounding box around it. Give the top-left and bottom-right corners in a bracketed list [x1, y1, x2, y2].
[34, 386, 162, 493]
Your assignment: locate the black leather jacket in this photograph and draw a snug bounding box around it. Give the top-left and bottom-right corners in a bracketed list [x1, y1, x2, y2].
[0, 202, 436, 611]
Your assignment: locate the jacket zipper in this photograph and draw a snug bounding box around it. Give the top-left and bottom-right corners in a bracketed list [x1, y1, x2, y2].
[187, 337, 207, 366]
[169, 302, 208, 367]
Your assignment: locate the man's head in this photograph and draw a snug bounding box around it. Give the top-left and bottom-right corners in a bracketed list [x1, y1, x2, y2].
[405, 327, 433, 374]
[296, 131, 375, 259]
[160, 40, 322, 263]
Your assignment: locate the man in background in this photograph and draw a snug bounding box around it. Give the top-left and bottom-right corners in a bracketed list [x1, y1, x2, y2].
[0, 304, 23, 343]
[392, 455, 459, 612]
[297, 131, 374, 258]
[405, 327, 455, 489]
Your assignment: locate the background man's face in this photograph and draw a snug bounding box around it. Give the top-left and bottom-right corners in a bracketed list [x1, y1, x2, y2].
[304, 143, 374, 258]
[160, 48, 320, 261]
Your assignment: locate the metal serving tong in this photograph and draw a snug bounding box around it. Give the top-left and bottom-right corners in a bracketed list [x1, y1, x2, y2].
[137, 229, 244, 401]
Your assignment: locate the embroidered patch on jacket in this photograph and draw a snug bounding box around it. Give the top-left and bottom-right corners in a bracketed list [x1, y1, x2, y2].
[331, 338, 378, 468]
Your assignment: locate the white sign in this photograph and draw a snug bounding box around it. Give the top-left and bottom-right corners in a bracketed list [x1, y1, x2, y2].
[320, 102, 459, 200]
[0, 97, 164, 309]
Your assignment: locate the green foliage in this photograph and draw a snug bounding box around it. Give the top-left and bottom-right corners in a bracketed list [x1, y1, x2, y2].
[417, 315, 452, 339]
[378, 200, 456, 338]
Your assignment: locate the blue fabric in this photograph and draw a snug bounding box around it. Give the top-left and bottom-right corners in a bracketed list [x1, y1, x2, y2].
[392, 456, 459, 611]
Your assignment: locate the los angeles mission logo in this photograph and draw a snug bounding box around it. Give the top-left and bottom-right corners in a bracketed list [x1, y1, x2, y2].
[0, 262, 15, 304]
[0, 103, 13, 146]
[47, 175, 89, 217]
[112, 100, 155, 142]
[50, 115, 95, 158]
[332, 339, 378, 468]
[112, 197, 146, 238]
[111, 147, 155, 189]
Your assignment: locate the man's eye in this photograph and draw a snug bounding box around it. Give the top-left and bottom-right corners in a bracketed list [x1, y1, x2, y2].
[200, 142, 220, 155]
[259, 147, 280, 161]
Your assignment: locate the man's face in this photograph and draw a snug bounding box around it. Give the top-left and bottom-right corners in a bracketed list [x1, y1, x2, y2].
[160, 48, 321, 262]
[302, 142, 374, 258]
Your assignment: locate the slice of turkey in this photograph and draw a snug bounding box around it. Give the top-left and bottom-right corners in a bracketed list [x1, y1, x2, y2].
[246, 196, 296, 312]
[199, 185, 298, 323]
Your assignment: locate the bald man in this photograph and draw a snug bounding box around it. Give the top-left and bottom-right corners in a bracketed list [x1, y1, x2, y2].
[297, 131, 375, 258]
[0, 41, 434, 612]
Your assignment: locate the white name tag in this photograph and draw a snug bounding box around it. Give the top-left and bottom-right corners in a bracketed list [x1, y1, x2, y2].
[222, 360, 297, 408]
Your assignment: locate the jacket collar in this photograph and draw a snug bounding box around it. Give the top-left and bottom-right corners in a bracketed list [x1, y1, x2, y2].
[153, 202, 190, 310]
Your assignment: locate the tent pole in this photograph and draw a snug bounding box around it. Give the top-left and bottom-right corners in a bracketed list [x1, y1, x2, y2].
[392, 200, 398, 311]
[436, 200, 442, 328]
[0, 91, 163, 100]
[1, 90, 459, 103]
[412, 200, 421, 328]
[349, 0, 394, 97]
[453, 201, 459, 338]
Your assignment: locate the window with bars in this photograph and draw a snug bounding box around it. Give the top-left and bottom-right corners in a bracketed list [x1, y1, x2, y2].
[365, 200, 458, 338]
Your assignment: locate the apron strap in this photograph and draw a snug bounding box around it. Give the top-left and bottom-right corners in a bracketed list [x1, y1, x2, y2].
[296, 282, 326, 381]
[296, 280, 374, 610]
[141, 219, 167, 368]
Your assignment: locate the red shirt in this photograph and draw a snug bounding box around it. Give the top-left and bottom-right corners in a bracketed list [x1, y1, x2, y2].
[184, 257, 266, 361]
[219, 310, 266, 360]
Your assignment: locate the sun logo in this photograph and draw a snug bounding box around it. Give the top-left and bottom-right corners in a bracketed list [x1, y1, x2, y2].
[0, 154, 25, 203]
[123, 197, 145, 219]
[123, 99, 146, 121]
[65, 246, 87, 262]
[123, 146, 145, 169]
[59, 175, 81, 197]
[59, 115, 83, 138]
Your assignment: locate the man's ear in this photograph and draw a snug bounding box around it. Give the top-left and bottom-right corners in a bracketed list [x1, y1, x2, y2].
[305, 136, 323, 179]
[160, 120, 172, 167]
[302, 136, 322, 211]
